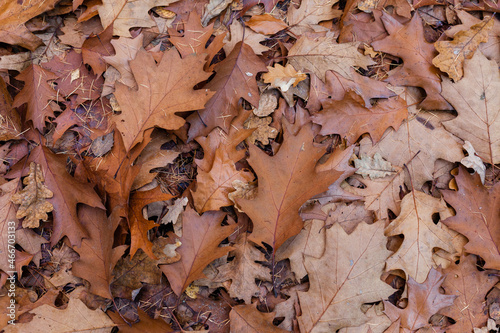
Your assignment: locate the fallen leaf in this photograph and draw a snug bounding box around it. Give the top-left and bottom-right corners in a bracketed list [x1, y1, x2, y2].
[372, 12, 452, 110]
[246, 14, 288, 35]
[3, 298, 115, 333]
[298, 221, 394, 332]
[223, 20, 270, 56]
[187, 42, 267, 140]
[243, 114, 278, 145]
[288, 33, 375, 81]
[0, 178, 20, 273]
[354, 153, 399, 179]
[98, 0, 178, 37]
[312, 92, 407, 144]
[385, 190, 457, 283]
[169, 12, 218, 58]
[211, 233, 271, 303]
[287, 0, 341, 35]
[159, 207, 236, 295]
[441, 51, 500, 165]
[0, 0, 60, 50]
[439, 254, 499, 332]
[114, 48, 213, 153]
[262, 63, 307, 92]
[433, 18, 493, 81]
[230, 304, 288, 332]
[442, 166, 500, 270]
[384, 268, 456, 331]
[238, 122, 353, 251]
[103, 34, 144, 89]
[11, 162, 53, 228]
[201, 0, 232, 26]
[461, 141, 486, 184]
[12, 65, 57, 132]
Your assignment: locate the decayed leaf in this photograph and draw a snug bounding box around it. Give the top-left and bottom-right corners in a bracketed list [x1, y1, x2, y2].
[0, 0, 60, 50]
[103, 34, 144, 89]
[262, 63, 307, 92]
[461, 141, 486, 184]
[287, 0, 341, 35]
[211, 233, 271, 303]
[72, 206, 127, 299]
[11, 162, 53, 228]
[243, 114, 278, 145]
[246, 14, 288, 35]
[384, 268, 456, 331]
[201, 0, 232, 26]
[254, 90, 279, 117]
[372, 12, 451, 110]
[160, 207, 236, 295]
[8, 146, 105, 247]
[354, 153, 398, 179]
[288, 34, 375, 81]
[98, 0, 178, 37]
[441, 51, 500, 165]
[358, 114, 464, 188]
[439, 254, 499, 332]
[187, 42, 267, 140]
[12, 65, 57, 132]
[238, 122, 353, 251]
[312, 92, 407, 144]
[114, 48, 213, 153]
[433, 18, 493, 81]
[223, 20, 270, 56]
[2, 298, 115, 333]
[193, 148, 254, 213]
[298, 221, 394, 332]
[385, 190, 457, 283]
[442, 166, 500, 270]
[230, 304, 288, 332]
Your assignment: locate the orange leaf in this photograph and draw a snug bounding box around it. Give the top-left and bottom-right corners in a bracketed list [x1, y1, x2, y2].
[246, 14, 288, 35]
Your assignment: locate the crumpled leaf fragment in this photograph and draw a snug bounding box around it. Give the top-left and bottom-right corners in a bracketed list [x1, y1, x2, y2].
[11, 162, 53, 228]
[254, 89, 278, 117]
[354, 153, 398, 179]
[262, 63, 307, 92]
[433, 18, 493, 81]
[461, 141, 486, 184]
[244, 114, 278, 145]
[228, 180, 257, 212]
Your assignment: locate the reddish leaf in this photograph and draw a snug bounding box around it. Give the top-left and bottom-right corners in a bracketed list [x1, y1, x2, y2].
[12, 65, 57, 132]
[159, 207, 235, 295]
[442, 166, 500, 270]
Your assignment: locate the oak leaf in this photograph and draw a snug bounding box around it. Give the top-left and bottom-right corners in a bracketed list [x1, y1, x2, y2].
[372, 12, 451, 110]
[358, 114, 464, 188]
[114, 48, 213, 153]
[243, 114, 278, 145]
[385, 190, 457, 283]
[354, 153, 399, 179]
[312, 92, 407, 144]
[237, 122, 353, 251]
[8, 146, 105, 247]
[230, 304, 288, 333]
[442, 166, 500, 270]
[0, 0, 59, 51]
[246, 14, 288, 35]
[298, 221, 394, 332]
[12, 65, 57, 132]
[11, 162, 53, 228]
[2, 298, 115, 333]
[441, 51, 500, 165]
[384, 268, 456, 331]
[439, 254, 499, 332]
[288, 34, 375, 81]
[193, 148, 254, 213]
[223, 20, 270, 56]
[129, 186, 174, 259]
[187, 42, 267, 140]
[103, 34, 143, 89]
[81, 25, 115, 77]
[287, 0, 341, 35]
[169, 12, 217, 58]
[72, 206, 128, 299]
[262, 63, 307, 92]
[98, 0, 178, 37]
[159, 207, 236, 296]
[433, 18, 493, 82]
[0, 76, 21, 141]
[211, 233, 271, 303]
